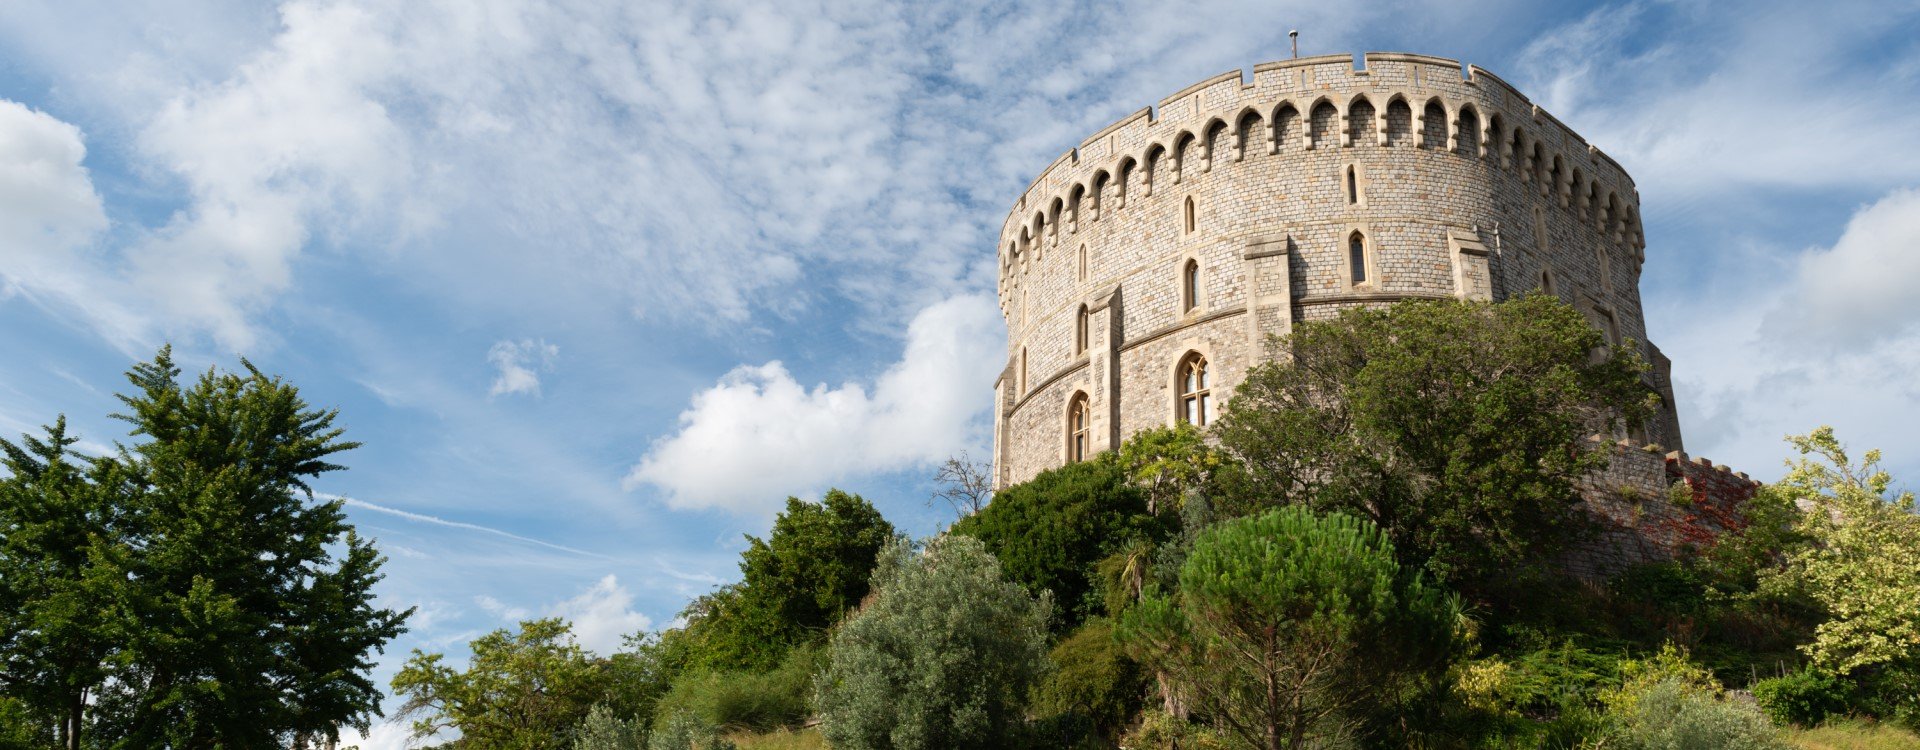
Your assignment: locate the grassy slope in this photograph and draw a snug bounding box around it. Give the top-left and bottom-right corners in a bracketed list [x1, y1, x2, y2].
[1788, 720, 1920, 750]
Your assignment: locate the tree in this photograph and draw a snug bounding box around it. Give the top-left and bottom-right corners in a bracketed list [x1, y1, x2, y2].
[84, 348, 410, 748]
[691, 490, 894, 671]
[394, 618, 612, 749]
[0, 418, 120, 750]
[572, 703, 645, 750]
[814, 535, 1052, 750]
[1107, 424, 1222, 514]
[1213, 296, 1653, 586]
[930, 452, 994, 520]
[1762, 427, 1920, 678]
[952, 460, 1160, 630]
[1117, 507, 1461, 750]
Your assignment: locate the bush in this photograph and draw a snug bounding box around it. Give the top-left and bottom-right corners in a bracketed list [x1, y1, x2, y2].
[1599, 645, 1786, 750]
[814, 536, 1052, 750]
[1754, 667, 1854, 727]
[1028, 619, 1144, 745]
[647, 711, 738, 750]
[1117, 710, 1230, 750]
[575, 704, 646, 750]
[654, 644, 821, 733]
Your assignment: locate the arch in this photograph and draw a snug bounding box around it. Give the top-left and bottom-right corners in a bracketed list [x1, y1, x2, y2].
[1308, 98, 1339, 150]
[1233, 107, 1264, 161]
[1539, 267, 1556, 297]
[1456, 104, 1481, 156]
[1347, 230, 1370, 285]
[1347, 95, 1377, 148]
[1508, 126, 1527, 178]
[1272, 102, 1301, 152]
[1074, 303, 1090, 352]
[1385, 96, 1414, 147]
[1175, 352, 1212, 427]
[1089, 170, 1110, 219]
[1201, 117, 1229, 171]
[1142, 143, 1167, 196]
[1066, 391, 1091, 463]
[1048, 197, 1064, 237]
[1530, 142, 1548, 189]
[1115, 156, 1137, 208]
[1487, 113, 1507, 165]
[1183, 195, 1197, 235]
[1547, 155, 1565, 204]
[1171, 130, 1196, 183]
[1605, 192, 1623, 238]
[1181, 258, 1202, 312]
[1420, 99, 1448, 149]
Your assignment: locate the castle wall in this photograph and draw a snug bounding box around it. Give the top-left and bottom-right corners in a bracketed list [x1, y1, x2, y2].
[994, 52, 1682, 488]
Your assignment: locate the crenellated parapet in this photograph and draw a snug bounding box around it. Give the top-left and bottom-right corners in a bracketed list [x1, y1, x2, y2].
[995, 52, 1647, 305]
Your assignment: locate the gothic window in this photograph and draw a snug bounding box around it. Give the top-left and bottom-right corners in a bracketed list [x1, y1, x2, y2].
[1067, 392, 1090, 462]
[1348, 231, 1369, 285]
[1597, 246, 1613, 294]
[1345, 165, 1359, 205]
[1078, 244, 1088, 282]
[1182, 259, 1202, 313]
[1177, 353, 1211, 427]
[1183, 196, 1196, 234]
[1539, 268, 1556, 296]
[1019, 347, 1028, 396]
[1075, 305, 1089, 355]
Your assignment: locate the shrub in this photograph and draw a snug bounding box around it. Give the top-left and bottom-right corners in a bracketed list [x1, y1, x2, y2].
[654, 644, 821, 733]
[1118, 710, 1231, 750]
[574, 704, 646, 750]
[1599, 645, 1786, 750]
[647, 711, 737, 750]
[1028, 619, 1145, 744]
[1753, 667, 1854, 727]
[813, 536, 1052, 750]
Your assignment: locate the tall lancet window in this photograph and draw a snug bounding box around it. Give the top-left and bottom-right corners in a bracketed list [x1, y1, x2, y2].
[1075, 305, 1089, 355]
[1348, 232, 1369, 285]
[1067, 392, 1090, 462]
[1177, 353, 1211, 427]
[1183, 260, 1201, 312]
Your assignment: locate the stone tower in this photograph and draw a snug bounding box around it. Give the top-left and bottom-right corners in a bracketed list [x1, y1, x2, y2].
[992, 52, 1684, 488]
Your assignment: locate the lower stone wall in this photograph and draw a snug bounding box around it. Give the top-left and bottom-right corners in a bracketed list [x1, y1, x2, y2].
[1563, 441, 1760, 580]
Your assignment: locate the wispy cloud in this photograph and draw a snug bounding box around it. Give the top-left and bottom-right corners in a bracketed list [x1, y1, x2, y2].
[487, 338, 558, 398]
[334, 495, 608, 559]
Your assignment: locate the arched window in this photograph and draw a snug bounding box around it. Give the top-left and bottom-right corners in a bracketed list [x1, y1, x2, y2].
[1177, 353, 1211, 427]
[1019, 347, 1028, 395]
[1067, 392, 1090, 462]
[1075, 305, 1089, 355]
[1183, 196, 1196, 234]
[1596, 246, 1613, 294]
[1348, 232, 1369, 285]
[1539, 268, 1556, 296]
[1078, 244, 1088, 282]
[1345, 165, 1359, 204]
[1182, 259, 1201, 312]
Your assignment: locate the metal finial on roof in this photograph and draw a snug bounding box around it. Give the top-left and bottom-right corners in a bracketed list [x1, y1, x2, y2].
[1289, 30, 1299, 59]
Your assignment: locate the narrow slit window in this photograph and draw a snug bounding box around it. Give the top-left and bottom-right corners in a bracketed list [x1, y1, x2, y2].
[1183, 196, 1196, 234]
[1183, 260, 1201, 312]
[1348, 232, 1368, 285]
[1075, 305, 1089, 355]
[1346, 165, 1358, 204]
[1078, 244, 1088, 281]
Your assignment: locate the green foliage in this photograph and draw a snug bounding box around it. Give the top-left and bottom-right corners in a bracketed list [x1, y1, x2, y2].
[1117, 506, 1463, 749]
[1027, 619, 1145, 745]
[1754, 667, 1855, 728]
[952, 460, 1158, 630]
[1785, 718, 1920, 750]
[393, 618, 612, 749]
[1762, 427, 1920, 678]
[814, 535, 1052, 750]
[1104, 423, 1222, 514]
[1118, 710, 1231, 750]
[692, 491, 894, 672]
[1593, 644, 1788, 750]
[647, 711, 738, 750]
[654, 643, 821, 733]
[575, 703, 647, 750]
[0, 696, 49, 750]
[1213, 296, 1654, 587]
[0, 349, 409, 749]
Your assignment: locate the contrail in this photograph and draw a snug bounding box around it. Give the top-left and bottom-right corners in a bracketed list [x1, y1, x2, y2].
[328, 494, 609, 559]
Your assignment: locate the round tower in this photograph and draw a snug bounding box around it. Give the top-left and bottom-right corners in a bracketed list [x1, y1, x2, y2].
[992, 52, 1682, 487]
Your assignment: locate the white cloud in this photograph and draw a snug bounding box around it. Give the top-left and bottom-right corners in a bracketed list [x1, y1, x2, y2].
[549, 575, 651, 656]
[474, 594, 529, 622]
[487, 338, 558, 398]
[344, 719, 415, 750]
[627, 294, 1003, 514]
[1766, 188, 1920, 347]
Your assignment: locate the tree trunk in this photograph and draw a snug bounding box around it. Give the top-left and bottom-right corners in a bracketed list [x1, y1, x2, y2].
[65, 690, 83, 750]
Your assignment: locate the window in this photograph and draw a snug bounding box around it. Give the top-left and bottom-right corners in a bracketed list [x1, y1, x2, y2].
[1177, 353, 1211, 427]
[1075, 305, 1089, 354]
[1348, 232, 1368, 285]
[1183, 196, 1196, 234]
[1067, 392, 1090, 462]
[1596, 246, 1613, 294]
[1346, 165, 1358, 204]
[1019, 347, 1028, 395]
[1539, 268, 1555, 296]
[1078, 244, 1088, 281]
[1182, 260, 1202, 312]
[1598, 308, 1621, 346]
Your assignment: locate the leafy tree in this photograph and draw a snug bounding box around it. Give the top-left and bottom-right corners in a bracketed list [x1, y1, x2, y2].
[394, 618, 612, 749]
[1762, 428, 1920, 681]
[0, 419, 121, 750]
[1117, 507, 1461, 750]
[693, 491, 894, 671]
[952, 460, 1159, 629]
[1107, 423, 1222, 514]
[1029, 619, 1145, 745]
[814, 536, 1052, 750]
[1213, 296, 1653, 586]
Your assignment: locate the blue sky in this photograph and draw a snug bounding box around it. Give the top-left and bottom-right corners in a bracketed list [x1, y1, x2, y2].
[2, 0, 1918, 745]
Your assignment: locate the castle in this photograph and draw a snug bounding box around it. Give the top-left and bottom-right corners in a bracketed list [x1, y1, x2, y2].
[991, 52, 1753, 575]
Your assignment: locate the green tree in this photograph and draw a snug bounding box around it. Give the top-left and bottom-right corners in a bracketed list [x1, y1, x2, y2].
[0, 419, 121, 750]
[573, 703, 645, 750]
[814, 535, 1052, 750]
[86, 348, 409, 748]
[1117, 507, 1461, 750]
[693, 491, 894, 671]
[394, 618, 612, 749]
[1762, 427, 1920, 679]
[952, 460, 1160, 629]
[1107, 424, 1222, 514]
[1213, 296, 1653, 586]
[1029, 619, 1145, 746]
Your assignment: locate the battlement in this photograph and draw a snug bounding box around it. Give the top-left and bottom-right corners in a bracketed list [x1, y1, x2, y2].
[998, 51, 1644, 276]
